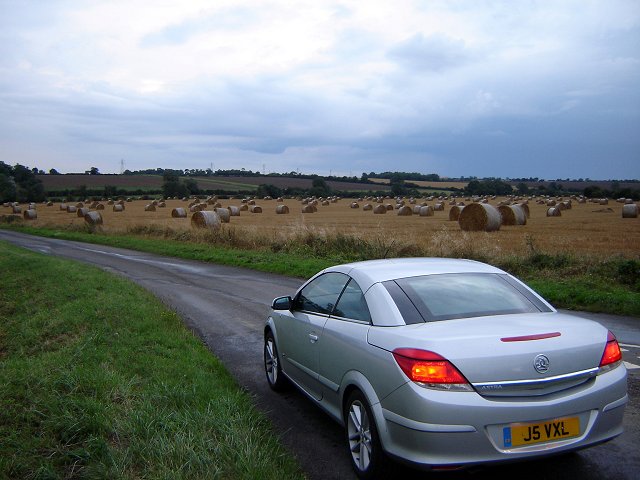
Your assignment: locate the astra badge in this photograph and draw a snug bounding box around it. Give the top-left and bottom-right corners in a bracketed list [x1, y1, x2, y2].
[533, 354, 550, 374]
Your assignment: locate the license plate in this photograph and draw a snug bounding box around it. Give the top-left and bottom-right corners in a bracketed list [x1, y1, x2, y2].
[503, 417, 580, 448]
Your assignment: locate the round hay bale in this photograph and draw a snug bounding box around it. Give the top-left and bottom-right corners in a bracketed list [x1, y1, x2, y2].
[59, 204, 67, 211]
[23, 209, 37, 220]
[625, 198, 634, 204]
[449, 205, 463, 221]
[248, 199, 256, 205]
[46, 201, 53, 207]
[66, 205, 77, 213]
[546, 200, 556, 207]
[171, 207, 187, 218]
[350, 202, 360, 209]
[498, 204, 526, 226]
[622, 204, 638, 218]
[96, 203, 105, 210]
[385, 204, 394, 211]
[546, 207, 562, 217]
[434, 203, 444, 211]
[322, 200, 330, 206]
[275, 204, 289, 214]
[191, 210, 221, 230]
[77, 207, 89, 218]
[239, 204, 249, 211]
[228, 206, 241, 216]
[419, 205, 434, 217]
[373, 204, 387, 214]
[145, 204, 156, 212]
[518, 203, 530, 218]
[158, 201, 166, 208]
[397, 205, 413, 216]
[75, 202, 84, 208]
[276, 197, 284, 202]
[84, 211, 103, 225]
[301, 204, 316, 213]
[112, 204, 124, 212]
[599, 198, 609, 205]
[458, 203, 501, 232]
[249, 205, 262, 213]
[12, 205, 22, 214]
[363, 203, 373, 211]
[215, 207, 231, 223]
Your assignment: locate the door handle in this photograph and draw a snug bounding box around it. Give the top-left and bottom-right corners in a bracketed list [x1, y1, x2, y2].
[308, 333, 319, 343]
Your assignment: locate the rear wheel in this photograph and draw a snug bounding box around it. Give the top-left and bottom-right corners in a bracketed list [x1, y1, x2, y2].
[344, 390, 386, 479]
[264, 331, 287, 391]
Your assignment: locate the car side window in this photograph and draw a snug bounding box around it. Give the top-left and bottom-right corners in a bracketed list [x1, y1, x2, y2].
[293, 272, 350, 315]
[332, 279, 371, 323]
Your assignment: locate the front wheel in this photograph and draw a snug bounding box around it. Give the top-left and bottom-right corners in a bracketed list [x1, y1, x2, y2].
[344, 390, 387, 479]
[264, 331, 287, 391]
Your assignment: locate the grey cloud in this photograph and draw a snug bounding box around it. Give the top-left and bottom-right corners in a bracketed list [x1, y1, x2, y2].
[387, 33, 474, 72]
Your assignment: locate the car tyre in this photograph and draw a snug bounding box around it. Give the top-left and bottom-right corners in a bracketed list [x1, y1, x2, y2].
[264, 330, 287, 391]
[344, 390, 387, 479]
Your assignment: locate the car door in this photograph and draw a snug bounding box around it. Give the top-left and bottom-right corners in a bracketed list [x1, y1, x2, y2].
[284, 272, 350, 400]
[318, 278, 372, 405]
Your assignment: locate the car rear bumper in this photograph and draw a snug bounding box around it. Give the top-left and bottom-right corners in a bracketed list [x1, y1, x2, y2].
[377, 365, 628, 468]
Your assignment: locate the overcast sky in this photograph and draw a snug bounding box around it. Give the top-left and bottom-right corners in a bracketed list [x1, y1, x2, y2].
[1, 1, 638, 179]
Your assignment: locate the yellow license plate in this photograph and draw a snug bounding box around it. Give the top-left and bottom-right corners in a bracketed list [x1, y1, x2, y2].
[504, 417, 580, 448]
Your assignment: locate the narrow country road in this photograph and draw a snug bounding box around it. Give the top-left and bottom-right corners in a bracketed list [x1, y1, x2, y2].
[1, 230, 638, 480]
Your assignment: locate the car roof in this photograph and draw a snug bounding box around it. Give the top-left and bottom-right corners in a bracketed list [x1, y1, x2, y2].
[325, 258, 506, 292]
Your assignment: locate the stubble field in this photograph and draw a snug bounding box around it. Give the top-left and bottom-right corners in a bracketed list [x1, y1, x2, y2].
[9, 196, 640, 261]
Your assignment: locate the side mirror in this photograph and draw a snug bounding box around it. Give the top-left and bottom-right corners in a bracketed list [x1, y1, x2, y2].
[272, 296, 292, 311]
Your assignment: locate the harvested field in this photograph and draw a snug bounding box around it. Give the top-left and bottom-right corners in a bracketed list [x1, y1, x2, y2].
[4, 197, 639, 259]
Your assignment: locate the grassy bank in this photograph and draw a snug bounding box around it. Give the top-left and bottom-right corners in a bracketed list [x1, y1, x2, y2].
[0, 241, 303, 479]
[2, 223, 639, 317]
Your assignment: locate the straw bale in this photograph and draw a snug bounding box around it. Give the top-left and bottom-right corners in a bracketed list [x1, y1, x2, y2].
[518, 203, 530, 218]
[59, 204, 67, 211]
[622, 204, 638, 218]
[276, 204, 290, 214]
[625, 199, 634, 204]
[12, 205, 22, 214]
[546, 207, 562, 217]
[23, 209, 37, 220]
[458, 203, 501, 232]
[373, 204, 387, 214]
[215, 207, 231, 223]
[66, 205, 77, 213]
[301, 204, 316, 213]
[240, 204, 249, 211]
[434, 203, 444, 211]
[599, 198, 609, 205]
[449, 205, 463, 221]
[158, 201, 166, 207]
[228, 206, 241, 216]
[145, 204, 156, 211]
[84, 211, 103, 225]
[77, 207, 89, 218]
[498, 204, 526, 226]
[96, 203, 105, 210]
[249, 205, 263, 213]
[112, 204, 124, 212]
[171, 207, 187, 218]
[350, 202, 360, 209]
[75, 202, 84, 208]
[363, 204, 373, 211]
[385, 204, 394, 211]
[397, 205, 413, 216]
[191, 210, 221, 230]
[419, 206, 434, 217]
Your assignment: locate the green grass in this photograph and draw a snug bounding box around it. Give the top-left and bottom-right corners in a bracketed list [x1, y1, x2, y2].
[2, 223, 639, 317]
[0, 241, 303, 479]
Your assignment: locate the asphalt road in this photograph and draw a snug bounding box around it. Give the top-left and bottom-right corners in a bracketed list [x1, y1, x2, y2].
[1, 230, 638, 480]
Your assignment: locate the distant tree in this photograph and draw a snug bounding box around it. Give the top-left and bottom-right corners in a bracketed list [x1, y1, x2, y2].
[256, 184, 283, 198]
[516, 182, 529, 195]
[309, 176, 332, 197]
[89, 167, 100, 175]
[49, 168, 60, 175]
[0, 162, 45, 202]
[103, 185, 118, 198]
[183, 178, 199, 195]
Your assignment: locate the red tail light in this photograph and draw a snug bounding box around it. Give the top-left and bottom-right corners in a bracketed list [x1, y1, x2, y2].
[392, 348, 471, 391]
[599, 331, 622, 369]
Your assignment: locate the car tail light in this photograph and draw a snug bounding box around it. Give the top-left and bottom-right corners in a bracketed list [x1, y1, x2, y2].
[392, 348, 473, 391]
[598, 331, 622, 373]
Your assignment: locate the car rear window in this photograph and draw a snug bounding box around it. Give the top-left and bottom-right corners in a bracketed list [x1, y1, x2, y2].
[386, 273, 550, 322]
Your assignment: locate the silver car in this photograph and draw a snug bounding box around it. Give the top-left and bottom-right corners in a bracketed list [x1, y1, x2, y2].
[263, 258, 628, 478]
